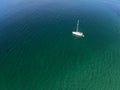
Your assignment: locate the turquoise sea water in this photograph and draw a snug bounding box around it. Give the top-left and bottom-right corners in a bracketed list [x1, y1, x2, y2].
[0, 0, 120, 89]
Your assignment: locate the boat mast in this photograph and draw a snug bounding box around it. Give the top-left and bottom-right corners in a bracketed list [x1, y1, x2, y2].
[76, 20, 79, 32]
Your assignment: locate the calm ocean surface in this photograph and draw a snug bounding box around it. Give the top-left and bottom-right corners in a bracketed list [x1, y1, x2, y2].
[0, 0, 120, 89]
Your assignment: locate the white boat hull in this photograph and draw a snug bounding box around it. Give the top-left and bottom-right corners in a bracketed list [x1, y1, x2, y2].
[72, 31, 84, 37]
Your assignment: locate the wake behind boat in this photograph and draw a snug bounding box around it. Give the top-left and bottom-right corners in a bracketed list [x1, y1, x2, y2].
[72, 20, 84, 37]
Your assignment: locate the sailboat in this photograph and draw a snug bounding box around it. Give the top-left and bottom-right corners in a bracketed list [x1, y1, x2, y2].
[72, 20, 84, 37]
